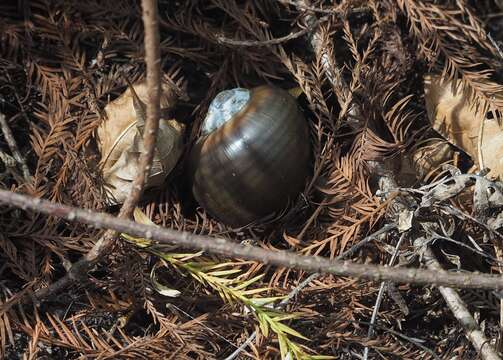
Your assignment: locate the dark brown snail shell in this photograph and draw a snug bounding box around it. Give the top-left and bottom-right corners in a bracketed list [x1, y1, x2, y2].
[188, 85, 311, 227]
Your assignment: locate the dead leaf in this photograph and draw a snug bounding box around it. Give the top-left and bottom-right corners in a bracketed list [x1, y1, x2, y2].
[421, 174, 475, 207]
[397, 208, 413, 232]
[150, 262, 181, 298]
[424, 74, 503, 178]
[97, 80, 185, 205]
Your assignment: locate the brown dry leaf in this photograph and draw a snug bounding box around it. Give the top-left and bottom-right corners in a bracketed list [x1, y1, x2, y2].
[424, 74, 503, 178]
[97, 81, 185, 205]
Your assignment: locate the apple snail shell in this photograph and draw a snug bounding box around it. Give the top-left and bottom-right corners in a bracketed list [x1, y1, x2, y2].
[188, 85, 311, 227]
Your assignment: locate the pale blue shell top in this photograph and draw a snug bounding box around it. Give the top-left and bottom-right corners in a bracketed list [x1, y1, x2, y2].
[201, 88, 250, 136]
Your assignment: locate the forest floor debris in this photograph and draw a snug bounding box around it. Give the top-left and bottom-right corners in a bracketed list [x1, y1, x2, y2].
[1, 0, 503, 359]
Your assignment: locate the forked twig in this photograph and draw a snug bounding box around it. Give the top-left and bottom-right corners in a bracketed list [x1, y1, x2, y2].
[32, 0, 163, 302]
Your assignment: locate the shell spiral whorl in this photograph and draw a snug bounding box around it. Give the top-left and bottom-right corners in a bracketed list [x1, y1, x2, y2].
[188, 85, 311, 227]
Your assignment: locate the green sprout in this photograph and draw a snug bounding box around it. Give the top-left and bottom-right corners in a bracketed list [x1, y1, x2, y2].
[121, 208, 334, 360]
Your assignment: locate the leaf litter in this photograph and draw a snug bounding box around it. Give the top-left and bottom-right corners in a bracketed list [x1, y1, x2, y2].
[0, 0, 503, 359]
[97, 79, 185, 205]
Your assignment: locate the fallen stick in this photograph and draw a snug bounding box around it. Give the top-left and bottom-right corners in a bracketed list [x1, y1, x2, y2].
[2, 189, 503, 295]
[32, 0, 163, 301]
[423, 246, 501, 360]
[372, 156, 501, 359]
[215, 15, 329, 47]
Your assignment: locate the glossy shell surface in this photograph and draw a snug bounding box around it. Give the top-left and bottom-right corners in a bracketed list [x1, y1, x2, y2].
[188, 85, 311, 227]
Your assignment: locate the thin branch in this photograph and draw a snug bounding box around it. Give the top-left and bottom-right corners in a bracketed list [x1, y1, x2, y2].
[226, 223, 397, 360]
[337, 224, 397, 259]
[223, 334, 256, 360]
[423, 246, 501, 360]
[278, 0, 342, 14]
[488, 33, 503, 60]
[363, 233, 406, 360]
[293, 0, 350, 107]
[0, 112, 31, 182]
[31, 0, 162, 301]
[215, 15, 329, 47]
[278, 0, 370, 15]
[118, 0, 162, 218]
[477, 115, 486, 171]
[2, 191, 503, 299]
[278, 0, 370, 14]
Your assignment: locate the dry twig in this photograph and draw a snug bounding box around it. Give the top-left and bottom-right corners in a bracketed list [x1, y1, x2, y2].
[1, 189, 503, 294]
[0, 112, 31, 182]
[226, 224, 397, 359]
[293, 0, 351, 110]
[32, 0, 163, 301]
[423, 245, 501, 360]
[363, 233, 407, 360]
[215, 15, 329, 47]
